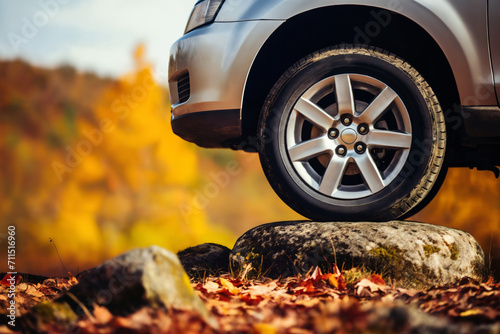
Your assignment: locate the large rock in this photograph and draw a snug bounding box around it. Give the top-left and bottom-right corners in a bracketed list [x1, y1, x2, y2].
[231, 221, 486, 287]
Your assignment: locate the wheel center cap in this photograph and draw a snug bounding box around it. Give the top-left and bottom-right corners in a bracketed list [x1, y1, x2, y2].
[341, 129, 357, 144]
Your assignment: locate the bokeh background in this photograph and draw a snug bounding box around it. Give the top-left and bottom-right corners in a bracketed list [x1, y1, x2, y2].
[1, 1, 499, 279]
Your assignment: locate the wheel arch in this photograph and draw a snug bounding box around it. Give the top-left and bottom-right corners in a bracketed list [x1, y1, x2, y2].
[241, 5, 461, 147]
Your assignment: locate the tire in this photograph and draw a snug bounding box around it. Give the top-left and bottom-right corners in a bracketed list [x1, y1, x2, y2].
[258, 45, 446, 221]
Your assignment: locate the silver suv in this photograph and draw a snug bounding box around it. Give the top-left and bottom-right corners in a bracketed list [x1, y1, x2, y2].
[168, 0, 500, 221]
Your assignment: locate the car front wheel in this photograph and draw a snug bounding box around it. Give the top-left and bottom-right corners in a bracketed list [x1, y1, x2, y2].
[258, 46, 446, 221]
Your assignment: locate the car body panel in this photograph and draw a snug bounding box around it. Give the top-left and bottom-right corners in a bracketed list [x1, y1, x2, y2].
[490, 0, 500, 105]
[169, 20, 282, 118]
[216, 0, 496, 106]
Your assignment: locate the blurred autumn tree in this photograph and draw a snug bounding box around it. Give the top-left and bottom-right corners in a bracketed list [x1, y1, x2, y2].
[0, 46, 498, 278]
[0, 46, 300, 276]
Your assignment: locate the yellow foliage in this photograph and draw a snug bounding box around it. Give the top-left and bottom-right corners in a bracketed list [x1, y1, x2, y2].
[0, 49, 236, 276]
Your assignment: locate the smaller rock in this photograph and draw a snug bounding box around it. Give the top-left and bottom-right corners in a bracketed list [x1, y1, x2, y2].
[177, 243, 231, 277]
[23, 246, 216, 330]
[70, 246, 209, 317]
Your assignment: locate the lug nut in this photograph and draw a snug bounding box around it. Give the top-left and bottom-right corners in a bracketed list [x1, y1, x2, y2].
[336, 146, 347, 157]
[358, 124, 369, 135]
[341, 115, 352, 126]
[328, 128, 339, 139]
[355, 143, 366, 154]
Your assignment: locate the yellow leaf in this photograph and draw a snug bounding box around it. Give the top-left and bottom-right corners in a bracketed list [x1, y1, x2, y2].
[460, 309, 483, 317]
[219, 277, 239, 295]
[253, 323, 277, 334]
[296, 298, 319, 307]
[329, 275, 339, 289]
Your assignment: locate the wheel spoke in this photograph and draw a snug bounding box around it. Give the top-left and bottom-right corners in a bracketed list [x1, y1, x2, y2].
[289, 136, 332, 162]
[335, 74, 355, 116]
[294, 98, 334, 131]
[355, 154, 385, 193]
[369, 130, 412, 150]
[358, 87, 397, 123]
[319, 156, 350, 196]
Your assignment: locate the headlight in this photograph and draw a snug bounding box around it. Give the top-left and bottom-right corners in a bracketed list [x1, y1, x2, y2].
[185, 0, 225, 34]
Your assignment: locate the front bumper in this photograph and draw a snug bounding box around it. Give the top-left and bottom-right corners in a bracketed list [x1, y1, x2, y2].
[168, 20, 282, 148]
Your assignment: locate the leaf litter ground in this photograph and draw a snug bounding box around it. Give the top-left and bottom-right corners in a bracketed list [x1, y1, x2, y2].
[0, 267, 499, 333]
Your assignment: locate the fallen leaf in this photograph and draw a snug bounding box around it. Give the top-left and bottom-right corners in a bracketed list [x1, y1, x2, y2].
[247, 282, 278, 295]
[329, 275, 339, 289]
[459, 309, 483, 317]
[240, 293, 264, 306]
[24, 284, 45, 298]
[368, 274, 385, 286]
[0, 273, 22, 286]
[203, 281, 220, 293]
[68, 272, 78, 285]
[220, 277, 239, 295]
[310, 267, 322, 281]
[93, 305, 113, 324]
[254, 323, 278, 334]
[296, 298, 320, 307]
[356, 278, 388, 296]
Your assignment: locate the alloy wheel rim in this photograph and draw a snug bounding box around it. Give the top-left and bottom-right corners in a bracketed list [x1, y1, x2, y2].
[285, 74, 412, 200]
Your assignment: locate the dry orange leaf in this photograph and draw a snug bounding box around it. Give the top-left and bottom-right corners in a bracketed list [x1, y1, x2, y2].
[368, 274, 385, 286]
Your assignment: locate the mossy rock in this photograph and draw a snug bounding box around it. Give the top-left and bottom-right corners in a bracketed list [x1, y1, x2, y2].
[230, 221, 486, 288]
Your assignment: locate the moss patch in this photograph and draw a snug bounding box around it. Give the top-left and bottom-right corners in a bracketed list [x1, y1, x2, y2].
[423, 245, 441, 258]
[448, 243, 459, 261]
[343, 267, 376, 284]
[369, 246, 402, 261]
[30, 301, 77, 325]
[366, 246, 426, 287]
